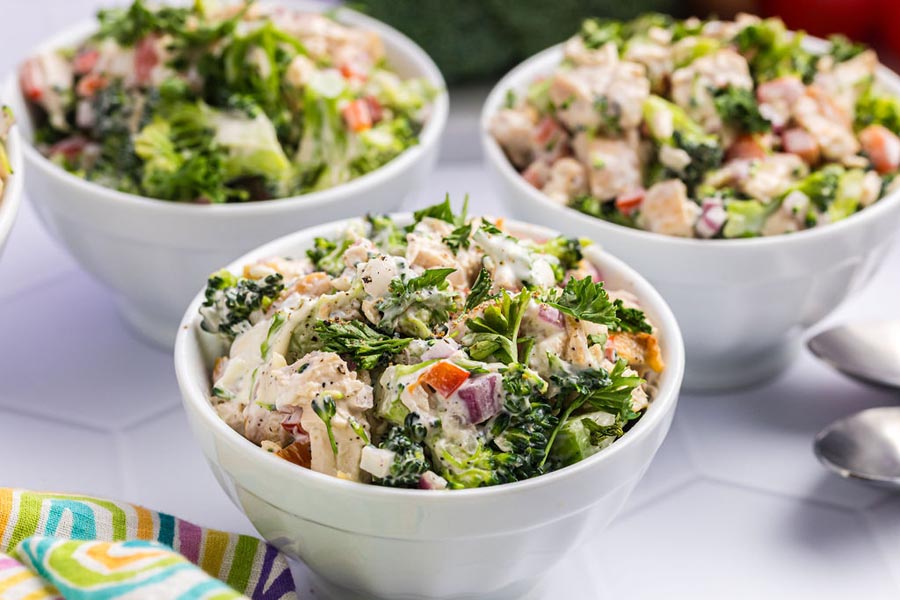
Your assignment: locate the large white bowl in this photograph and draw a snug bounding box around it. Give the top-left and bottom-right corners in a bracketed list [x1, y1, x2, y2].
[482, 40, 900, 392]
[0, 78, 24, 256]
[10, 1, 448, 348]
[175, 215, 684, 600]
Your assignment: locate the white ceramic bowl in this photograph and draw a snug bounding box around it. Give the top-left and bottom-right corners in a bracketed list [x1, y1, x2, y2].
[10, 1, 448, 348]
[0, 78, 24, 256]
[482, 39, 900, 392]
[175, 215, 684, 600]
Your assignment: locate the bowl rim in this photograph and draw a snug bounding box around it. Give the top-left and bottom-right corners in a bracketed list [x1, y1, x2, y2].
[174, 213, 685, 503]
[0, 79, 24, 247]
[12, 0, 449, 217]
[480, 34, 900, 251]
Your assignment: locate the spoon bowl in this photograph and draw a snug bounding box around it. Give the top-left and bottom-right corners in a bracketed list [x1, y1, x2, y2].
[814, 407, 900, 489]
[807, 321, 900, 389]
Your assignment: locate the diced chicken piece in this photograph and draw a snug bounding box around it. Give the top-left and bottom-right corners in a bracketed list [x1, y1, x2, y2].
[761, 209, 800, 236]
[19, 52, 73, 130]
[285, 54, 317, 88]
[358, 254, 406, 298]
[271, 11, 384, 72]
[541, 157, 588, 205]
[522, 160, 552, 188]
[814, 50, 878, 117]
[244, 397, 292, 447]
[253, 351, 373, 481]
[406, 232, 472, 289]
[624, 39, 673, 91]
[860, 170, 883, 207]
[342, 237, 378, 269]
[563, 38, 618, 67]
[659, 145, 692, 171]
[530, 116, 569, 162]
[608, 332, 665, 374]
[490, 107, 539, 167]
[859, 125, 900, 174]
[756, 76, 805, 130]
[671, 49, 753, 132]
[214, 400, 246, 436]
[549, 60, 649, 132]
[573, 133, 642, 200]
[701, 18, 741, 40]
[636, 179, 700, 237]
[793, 87, 859, 161]
[244, 256, 312, 280]
[726, 135, 768, 162]
[781, 128, 820, 164]
[740, 153, 808, 203]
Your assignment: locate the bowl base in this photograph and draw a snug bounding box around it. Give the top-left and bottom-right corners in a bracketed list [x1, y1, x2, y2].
[117, 300, 178, 350]
[683, 338, 800, 393]
[308, 570, 543, 600]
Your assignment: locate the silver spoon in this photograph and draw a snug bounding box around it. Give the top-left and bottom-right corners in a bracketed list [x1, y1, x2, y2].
[814, 407, 900, 488]
[807, 320, 900, 389]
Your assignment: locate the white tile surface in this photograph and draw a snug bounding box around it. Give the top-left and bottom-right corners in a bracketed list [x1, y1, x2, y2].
[2, 3, 900, 598]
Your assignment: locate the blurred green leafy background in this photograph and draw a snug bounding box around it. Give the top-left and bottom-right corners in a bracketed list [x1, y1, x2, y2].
[352, 0, 685, 83]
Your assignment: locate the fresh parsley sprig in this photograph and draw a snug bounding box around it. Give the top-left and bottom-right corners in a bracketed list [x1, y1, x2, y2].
[464, 290, 531, 364]
[464, 268, 496, 312]
[544, 277, 618, 327]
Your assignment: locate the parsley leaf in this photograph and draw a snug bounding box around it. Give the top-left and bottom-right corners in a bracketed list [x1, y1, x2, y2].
[315, 320, 413, 370]
[465, 268, 495, 312]
[464, 290, 531, 364]
[545, 277, 618, 327]
[611, 300, 652, 333]
[443, 222, 473, 252]
[389, 268, 456, 295]
[412, 194, 468, 228]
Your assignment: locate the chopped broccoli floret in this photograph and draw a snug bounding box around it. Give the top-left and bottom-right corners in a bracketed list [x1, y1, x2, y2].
[788, 164, 844, 211]
[855, 87, 900, 135]
[374, 416, 432, 488]
[713, 86, 771, 133]
[828, 169, 866, 223]
[538, 236, 583, 281]
[828, 34, 866, 63]
[367, 214, 408, 256]
[488, 365, 558, 481]
[377, 269, 461, 338]
[643, 95, 723, 191]
[306, 236, 352, 277]
[733, 18, 817, 83]
[722, 198, 775, 238]
[199, 269, 285, 340]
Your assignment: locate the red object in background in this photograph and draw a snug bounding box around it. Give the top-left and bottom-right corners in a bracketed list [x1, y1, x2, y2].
[876, 0, 900, 58]
[760, 0, 876, 40]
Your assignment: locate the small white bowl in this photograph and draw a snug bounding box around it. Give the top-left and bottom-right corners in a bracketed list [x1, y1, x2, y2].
[481, 39, 900, 392]
[0, 78, 24, 256]
[10, 1, 448, 348]
[175, 215, 684, 600]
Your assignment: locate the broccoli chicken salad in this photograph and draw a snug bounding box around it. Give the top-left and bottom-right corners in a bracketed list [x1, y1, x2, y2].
[0, 107, 12, 200]
[199, 199, 665, 489]
[21, 0, 435, 203]
[491, 14, 900, 238]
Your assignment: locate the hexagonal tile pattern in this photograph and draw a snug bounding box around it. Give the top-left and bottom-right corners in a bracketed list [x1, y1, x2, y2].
[589, 480, 896, 599]
[678, 351, 895, 510]
[2, 33, 900, 593]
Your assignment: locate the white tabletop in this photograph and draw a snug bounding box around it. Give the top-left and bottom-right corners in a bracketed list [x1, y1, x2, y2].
[2, 4, 900, 599]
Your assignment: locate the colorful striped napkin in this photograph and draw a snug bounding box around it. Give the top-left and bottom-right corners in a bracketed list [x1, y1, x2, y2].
[0, 489, 298, 600]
